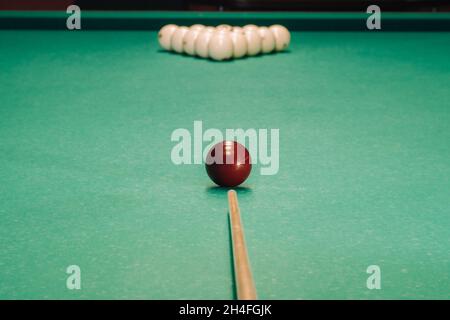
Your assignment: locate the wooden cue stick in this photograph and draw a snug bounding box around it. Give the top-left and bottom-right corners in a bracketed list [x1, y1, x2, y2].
[228, 190, 257, 300]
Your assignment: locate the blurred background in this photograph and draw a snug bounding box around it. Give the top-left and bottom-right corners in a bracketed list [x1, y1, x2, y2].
[0, 0, 449, 12]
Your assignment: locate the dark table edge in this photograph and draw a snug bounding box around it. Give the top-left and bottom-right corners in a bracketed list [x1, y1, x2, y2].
[1, 11, 450, 31]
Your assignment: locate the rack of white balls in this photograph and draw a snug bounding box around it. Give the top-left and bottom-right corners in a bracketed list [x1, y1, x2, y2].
[158, 24, 291, 61]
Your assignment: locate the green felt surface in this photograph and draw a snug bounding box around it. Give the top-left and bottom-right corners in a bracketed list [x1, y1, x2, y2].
[0, 29, 449, 299]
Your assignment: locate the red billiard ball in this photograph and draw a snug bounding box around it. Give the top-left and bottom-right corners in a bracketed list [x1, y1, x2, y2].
[205, 141, 252, 187]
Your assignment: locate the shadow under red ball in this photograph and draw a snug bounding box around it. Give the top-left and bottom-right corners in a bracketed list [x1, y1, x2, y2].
[205, 141, 252, 187]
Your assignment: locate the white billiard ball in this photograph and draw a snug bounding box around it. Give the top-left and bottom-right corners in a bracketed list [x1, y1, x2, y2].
[195, 27, 216, 58]
[244, 29, 262, 56]
[183, 25, 205, 56]
[216, 24, 232, 32]
[158, 24, 178, 51]
[258, 26, 275, 54]
[269, 25, 291, 52]
[171, 26, 189, 54]
[231, 26, 244, 33]
[190, 24, 205, 30]
[243, 24, 259, 33]
[209, 30, 233, 61]
[230, 30, 247, 58]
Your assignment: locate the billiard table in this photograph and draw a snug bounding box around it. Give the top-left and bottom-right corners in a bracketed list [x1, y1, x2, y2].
[0, 11, 449, 300]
